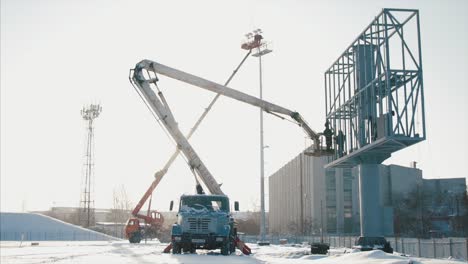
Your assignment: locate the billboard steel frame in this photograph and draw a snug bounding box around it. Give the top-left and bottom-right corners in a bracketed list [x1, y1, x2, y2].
[324, 8, 426, 168]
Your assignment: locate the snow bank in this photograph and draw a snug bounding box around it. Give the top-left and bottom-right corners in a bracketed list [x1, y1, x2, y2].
[0, 212, 118, 241]
[313, 250, 466, 264]
[1, 241, 466, 263]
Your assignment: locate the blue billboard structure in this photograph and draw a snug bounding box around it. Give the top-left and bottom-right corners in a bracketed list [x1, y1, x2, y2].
[324, 9, 426, 237]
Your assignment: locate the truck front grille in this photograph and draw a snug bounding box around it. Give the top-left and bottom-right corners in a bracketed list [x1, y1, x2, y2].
[187, 217, 211, 233]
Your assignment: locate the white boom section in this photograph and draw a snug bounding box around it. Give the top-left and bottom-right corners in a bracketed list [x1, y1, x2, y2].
[148, 51, 251, 188]
[131, 59, 322, 195]
[134, 60, 321, 147]
[131, 71, 224, 195]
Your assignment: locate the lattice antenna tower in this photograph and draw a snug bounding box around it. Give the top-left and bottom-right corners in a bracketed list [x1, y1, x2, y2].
[79, 104, 102, 227]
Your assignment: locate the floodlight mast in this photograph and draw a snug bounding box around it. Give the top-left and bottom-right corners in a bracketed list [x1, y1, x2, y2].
[242, 28, 272, 244]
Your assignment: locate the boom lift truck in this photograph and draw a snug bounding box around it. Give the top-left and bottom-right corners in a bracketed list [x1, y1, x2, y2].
[124, 51, 252, 244]
[124, 171, 164, 243]
[129, 59, 329, 255]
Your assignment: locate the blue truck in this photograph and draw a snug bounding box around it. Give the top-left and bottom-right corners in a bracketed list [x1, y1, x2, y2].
[170, 194, 239, 255]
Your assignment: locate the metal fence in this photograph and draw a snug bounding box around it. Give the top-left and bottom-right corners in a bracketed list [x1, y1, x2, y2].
[391, 237, 468, 261]
[239, 234, 468, 261]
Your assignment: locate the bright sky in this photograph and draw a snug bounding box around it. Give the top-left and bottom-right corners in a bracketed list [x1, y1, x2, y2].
[1, 0, 467, 213]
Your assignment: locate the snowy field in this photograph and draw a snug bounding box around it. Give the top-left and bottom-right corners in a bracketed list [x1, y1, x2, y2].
[1, 241, 466, 264]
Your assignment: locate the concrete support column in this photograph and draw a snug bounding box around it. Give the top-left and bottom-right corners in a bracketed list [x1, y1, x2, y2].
[352, 167, 361, 233]
[335, 170, 344, 234]
[358, 164, 384, 237]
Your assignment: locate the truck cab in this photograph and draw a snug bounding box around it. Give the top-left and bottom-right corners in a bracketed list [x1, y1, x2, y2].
[125, 211, 163, 243]
[170, 194, 238, 255]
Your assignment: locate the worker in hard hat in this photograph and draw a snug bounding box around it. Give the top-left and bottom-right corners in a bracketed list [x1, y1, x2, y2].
[323, 121, 333, 151]
[336, 130, 346, 157]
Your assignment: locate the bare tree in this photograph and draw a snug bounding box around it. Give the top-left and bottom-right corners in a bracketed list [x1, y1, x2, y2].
[103, 185, 133, 238]
[449, 191, 468, 236]
[65, 209, 81, 226]
[108, 185, 132, 223]
[303, 217, 321, 235]
[287, 221, 299, 235]
[236, 211, 260, 235]
[393, 186, 432, 237]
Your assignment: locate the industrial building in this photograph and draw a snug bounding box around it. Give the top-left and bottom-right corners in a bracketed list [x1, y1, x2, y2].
[268, 148, 329, 236]
[268, 148, 466, 236]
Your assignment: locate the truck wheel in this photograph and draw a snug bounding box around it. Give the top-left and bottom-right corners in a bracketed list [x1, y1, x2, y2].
[129, 232, 141, 243]
[229, 228, 237, 253]
[183, 246, 190, 253]
[221, 241, 230, 256]
[172, 243, 181, 254]
[190, 244, 196, 254]
[229, 238, 235, 254]
[134, 234, 141, 243]
[383, 242, 393, 254]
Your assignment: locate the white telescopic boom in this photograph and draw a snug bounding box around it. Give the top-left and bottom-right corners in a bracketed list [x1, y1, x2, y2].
[131, 68, 224, 195]
[134, 60, 321, 147]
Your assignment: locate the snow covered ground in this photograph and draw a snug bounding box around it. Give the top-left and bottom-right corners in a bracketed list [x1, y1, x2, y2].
[1, 241, 466, 264]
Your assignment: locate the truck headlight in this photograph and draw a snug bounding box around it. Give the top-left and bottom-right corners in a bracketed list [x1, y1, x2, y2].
[173, 236, 181, 241]
[216, 237, 224, 242]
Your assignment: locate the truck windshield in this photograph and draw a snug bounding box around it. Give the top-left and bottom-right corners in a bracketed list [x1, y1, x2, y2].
[180, 196, 229, 212]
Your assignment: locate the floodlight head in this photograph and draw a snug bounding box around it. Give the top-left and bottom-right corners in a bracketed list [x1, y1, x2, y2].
[81, 104, 102, 121]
